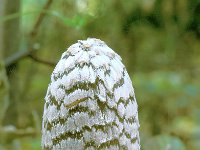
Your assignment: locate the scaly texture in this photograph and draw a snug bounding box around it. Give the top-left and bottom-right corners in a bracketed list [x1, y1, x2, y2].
[42, 38, 140, 150]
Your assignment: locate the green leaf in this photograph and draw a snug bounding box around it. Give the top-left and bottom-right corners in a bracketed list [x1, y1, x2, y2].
[144, 135, 186, 150]
[0, 10, 88, 29]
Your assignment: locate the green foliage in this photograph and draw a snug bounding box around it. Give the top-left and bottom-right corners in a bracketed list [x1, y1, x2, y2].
[133, 72, 200, 149]
[49, 12, 88, 29]
[21, 138, 41, 150]
[143, 135, 186, 150]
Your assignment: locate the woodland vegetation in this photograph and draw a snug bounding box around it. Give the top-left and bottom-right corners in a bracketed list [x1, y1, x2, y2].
[0, 0, 200, 149]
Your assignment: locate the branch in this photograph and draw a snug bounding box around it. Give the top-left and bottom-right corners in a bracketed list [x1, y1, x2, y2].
[30, 0, 53, 37]
[5, 49, 56, 67]
[0, 126, 36, 140]
[29, 53, 56, 66]
[4, 0, 55, 67]
[5, 49, 35, 67]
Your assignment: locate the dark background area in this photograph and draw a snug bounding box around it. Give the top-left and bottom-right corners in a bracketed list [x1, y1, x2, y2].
[0, 0, 200, 149]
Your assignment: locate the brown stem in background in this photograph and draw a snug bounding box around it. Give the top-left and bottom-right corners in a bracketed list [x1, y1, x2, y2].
[5, 49, 56, 67]
[30, 0, 53, 37]
[0, 126, 36, 140]
[5, 49, 34, 66]
[29, 53, 56, 66]
[4, 0, 55, 67]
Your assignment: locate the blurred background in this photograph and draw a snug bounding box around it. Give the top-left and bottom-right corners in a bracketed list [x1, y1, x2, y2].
[0, 0, 200, 149]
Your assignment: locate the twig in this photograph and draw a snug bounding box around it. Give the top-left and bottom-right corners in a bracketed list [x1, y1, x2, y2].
[30, 0, 53, 37]
[0, 126, 36, 140]
[4, 0, 55, 67]
[29, 53, 56, 66]
[5, 49, 35, 67]
[5, 49, 56, 67]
